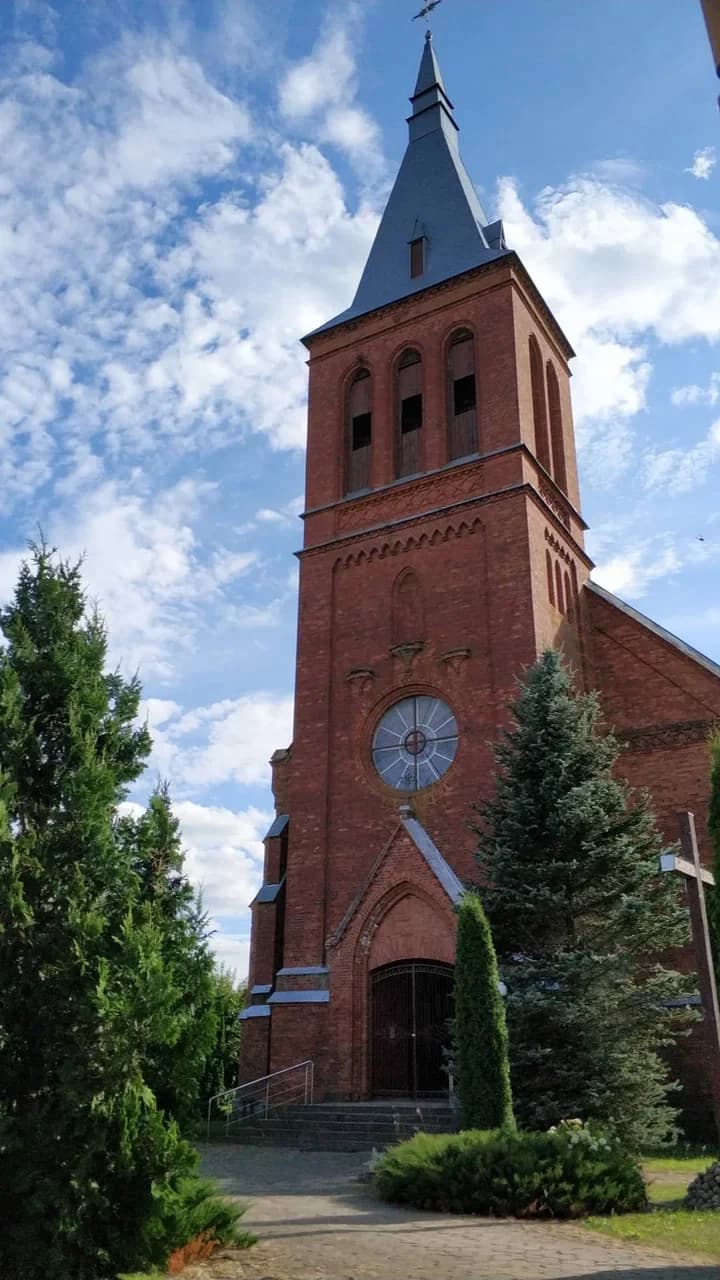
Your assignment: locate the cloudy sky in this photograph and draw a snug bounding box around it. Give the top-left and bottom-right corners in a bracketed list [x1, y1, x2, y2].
[1, 0, 718, 977]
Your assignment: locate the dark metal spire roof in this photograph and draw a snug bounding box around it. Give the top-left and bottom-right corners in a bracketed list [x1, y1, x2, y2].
[306, 32, 509, 340]
[413, 26, 447, 97]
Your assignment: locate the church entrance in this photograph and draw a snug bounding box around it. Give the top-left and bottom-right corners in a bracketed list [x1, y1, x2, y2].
[370, 960, 454, 1097]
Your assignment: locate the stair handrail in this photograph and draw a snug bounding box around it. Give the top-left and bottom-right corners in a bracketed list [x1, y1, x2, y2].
[205, 1058, 314, 1141]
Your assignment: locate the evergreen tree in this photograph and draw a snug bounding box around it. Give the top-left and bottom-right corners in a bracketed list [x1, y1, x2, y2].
[0, 546, 242, 1279]
[198, 967, 246, 1109]
[115, 786, 217, 1129]
[475, 648, 690, 1147]
[454, 892, 514, 1131]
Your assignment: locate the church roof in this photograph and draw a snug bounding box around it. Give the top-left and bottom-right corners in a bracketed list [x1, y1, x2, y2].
[588, 581, 720, 681]
[306, 32, 510, 340]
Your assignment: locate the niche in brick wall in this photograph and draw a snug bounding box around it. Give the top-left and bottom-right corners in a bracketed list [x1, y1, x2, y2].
[391, 568, 426, 647]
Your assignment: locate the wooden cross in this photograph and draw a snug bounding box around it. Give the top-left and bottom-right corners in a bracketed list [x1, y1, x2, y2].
[660, 811, 720, 1141]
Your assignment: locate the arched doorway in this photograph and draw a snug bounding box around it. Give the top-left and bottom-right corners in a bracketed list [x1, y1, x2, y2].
[370, 960, 454, 1097]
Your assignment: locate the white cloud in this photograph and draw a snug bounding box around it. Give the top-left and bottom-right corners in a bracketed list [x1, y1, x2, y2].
[208, 931, 251, 980]
[0, 21, 381, 503]
[0, 478, 264, 679]
[119, 795, 267, 980]
[592, 157, 645, 186]
[174, 798, 269, 920]
[498, 175, 720, 478]
[277, 7, 383, 179]
[671, 373, 720, 407]
[130, 690, 294, 791]
[685, 146, 716, 180]
[255, 496, 304, 526]
[279, 25, 355, 119]
[174, 693, 294, 788]
[643, 418, 720, 494]
[591, 539, 682, 598]
[140, 698, 182, 729]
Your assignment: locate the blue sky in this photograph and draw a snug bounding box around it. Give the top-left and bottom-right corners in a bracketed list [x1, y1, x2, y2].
[0, 0, 718, 976]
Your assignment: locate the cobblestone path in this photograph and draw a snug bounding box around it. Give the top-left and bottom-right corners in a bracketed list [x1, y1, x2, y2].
[198, 1145, 717, 1280]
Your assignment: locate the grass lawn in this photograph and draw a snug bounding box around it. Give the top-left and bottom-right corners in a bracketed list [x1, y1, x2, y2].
[584, 1154, 720, 1262]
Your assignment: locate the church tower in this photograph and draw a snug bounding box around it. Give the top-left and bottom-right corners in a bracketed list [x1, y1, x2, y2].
[240, 33, 590, 1098]
[240, 35, 720, 1112]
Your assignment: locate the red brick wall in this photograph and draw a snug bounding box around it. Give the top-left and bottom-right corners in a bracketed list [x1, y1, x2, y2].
[326, 825, 459, 1099]
[241, 258, 720, 1123]
[586, 587, 720, 863]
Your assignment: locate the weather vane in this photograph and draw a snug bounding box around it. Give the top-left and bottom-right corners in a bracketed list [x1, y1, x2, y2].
[412, 0, 443, 26]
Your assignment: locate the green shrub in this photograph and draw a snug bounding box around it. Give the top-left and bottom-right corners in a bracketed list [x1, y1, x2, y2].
[454, 891, 514, 1131]
[127, 1173, 255, 1272]
[374, 1125, 647, 1219]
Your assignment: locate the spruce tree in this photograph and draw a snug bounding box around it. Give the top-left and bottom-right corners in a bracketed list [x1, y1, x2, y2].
[454, 891, 514, 1131]
[475, 648, 690, 1147]
[0, 546, 240, 1279]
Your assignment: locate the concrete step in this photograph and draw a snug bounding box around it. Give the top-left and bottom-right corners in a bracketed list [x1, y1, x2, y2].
[223, 1099, 458, 1151]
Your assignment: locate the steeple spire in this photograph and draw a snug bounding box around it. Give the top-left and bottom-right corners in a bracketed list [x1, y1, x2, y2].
[308, 36, 508, 338]
[413, 28, 447, 98]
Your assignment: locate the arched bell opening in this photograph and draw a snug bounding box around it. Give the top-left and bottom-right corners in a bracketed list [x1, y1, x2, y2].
[369, 959, 454, 1097]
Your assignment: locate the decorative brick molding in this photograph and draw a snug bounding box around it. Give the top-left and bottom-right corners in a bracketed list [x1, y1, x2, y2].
[345, 667, 376, 696]
[440, 646, 471, 674]
[390, 641, 424, 671]
[336, 516, 482, 571]
[539, 481, 571, 529]
[544, 526, 573, 564]
[621, 718, 718, 754]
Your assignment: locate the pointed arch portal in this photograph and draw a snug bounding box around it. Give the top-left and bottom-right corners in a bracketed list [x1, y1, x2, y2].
[370, 959, 454, 1096]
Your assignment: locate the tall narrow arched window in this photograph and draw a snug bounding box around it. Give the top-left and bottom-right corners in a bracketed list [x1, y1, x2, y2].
[546, 549, 555, 607]
[555, 560, 564, 614]
[447, 329, 478, 461]
[546, 361, 568, 493]
[564, 570, 573, 622]
[396, 349, 423, 478]
[346, 368, 372, 494]
[529, 336, 552, 475]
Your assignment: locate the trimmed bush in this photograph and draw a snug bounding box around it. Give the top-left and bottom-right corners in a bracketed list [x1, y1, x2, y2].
[374, 1125, 647, 1219]
[454, 891, 514, 1131]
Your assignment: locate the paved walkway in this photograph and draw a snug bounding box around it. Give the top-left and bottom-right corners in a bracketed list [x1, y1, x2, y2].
[198, 1145, 717, 1280]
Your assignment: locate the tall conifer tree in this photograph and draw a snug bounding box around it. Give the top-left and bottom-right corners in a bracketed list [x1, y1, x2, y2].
[454, 891, 514, 1131]
[0, 546, 235, 1279]
[475, 648, 690, 1147]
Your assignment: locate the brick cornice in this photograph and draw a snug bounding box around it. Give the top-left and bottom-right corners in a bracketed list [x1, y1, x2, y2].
[620, 718, 718, 755]
[303, 252, 574, 364]
[303, 442, 586, 528]
[298, 480, 591, 571]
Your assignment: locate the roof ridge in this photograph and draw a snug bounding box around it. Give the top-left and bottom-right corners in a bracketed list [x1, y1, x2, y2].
[588, 580, 720, 681]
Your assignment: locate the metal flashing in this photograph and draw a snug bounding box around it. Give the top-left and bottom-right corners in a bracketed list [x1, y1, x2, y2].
[251, 878, 285, 906]
[264, 813, 289, 840]
[276, 965, 329, 977]
[588, 581, 720, 682]
[401, 816, 464, 905]
[239, 1005, 271, 1020]
[267, 990, 330, 1005]
[250, 983, 273, 997]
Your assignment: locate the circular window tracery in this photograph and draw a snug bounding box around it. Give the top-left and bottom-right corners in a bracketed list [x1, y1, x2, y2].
[372, 695, 458, 793]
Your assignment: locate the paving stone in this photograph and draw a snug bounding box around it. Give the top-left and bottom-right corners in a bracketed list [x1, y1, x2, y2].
[199, 1144, 718, 1280]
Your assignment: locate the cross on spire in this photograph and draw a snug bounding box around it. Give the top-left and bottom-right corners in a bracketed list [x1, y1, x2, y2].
[412, 0, 444, 28]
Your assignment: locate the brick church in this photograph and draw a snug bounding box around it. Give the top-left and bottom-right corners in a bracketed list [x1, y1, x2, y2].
[240, 33, 720, 1112]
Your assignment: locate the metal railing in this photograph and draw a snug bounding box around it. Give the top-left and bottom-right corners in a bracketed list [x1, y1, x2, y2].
[205, 1059, 314, 1142]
